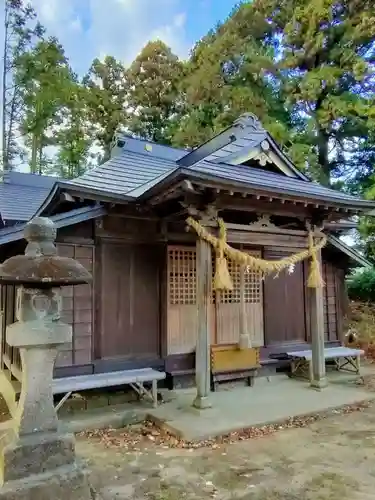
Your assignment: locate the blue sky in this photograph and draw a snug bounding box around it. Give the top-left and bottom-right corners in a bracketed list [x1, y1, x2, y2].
[28, 0, 239, 75]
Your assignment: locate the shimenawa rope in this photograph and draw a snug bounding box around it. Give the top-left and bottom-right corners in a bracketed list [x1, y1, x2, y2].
[186, 217, 327, 291]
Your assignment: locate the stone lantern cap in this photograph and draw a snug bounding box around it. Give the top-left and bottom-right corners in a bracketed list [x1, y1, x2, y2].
[0, 217, 92, 287]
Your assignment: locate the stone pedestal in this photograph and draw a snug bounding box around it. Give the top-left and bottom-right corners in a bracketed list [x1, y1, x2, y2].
[0, 463, 92, 500]
[0, 287, 94, 499]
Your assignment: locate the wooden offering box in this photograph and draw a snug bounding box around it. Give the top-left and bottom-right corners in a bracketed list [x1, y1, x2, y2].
[210, 344, 260, 391]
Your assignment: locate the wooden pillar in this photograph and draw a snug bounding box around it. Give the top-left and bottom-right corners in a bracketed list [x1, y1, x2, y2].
[193, 238, 212, 409]
[309, 249, 327, 389]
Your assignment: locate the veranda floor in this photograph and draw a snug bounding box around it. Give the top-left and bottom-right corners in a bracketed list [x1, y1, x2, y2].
[147, 367, 375, 441]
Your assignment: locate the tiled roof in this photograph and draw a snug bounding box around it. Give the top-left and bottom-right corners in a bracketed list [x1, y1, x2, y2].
[113, 135, 186, 161]
[0, 205, 106, 245]
[188, 160, 369, 206]
[6, 114, 375, 222]
[62, 148, 373, 208]
[67, 151, 177, 197]
[0, 172, 56, 222]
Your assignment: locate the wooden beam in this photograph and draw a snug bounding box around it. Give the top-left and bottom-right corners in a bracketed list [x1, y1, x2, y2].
[309, 248, 327, 389]
[216, 195, 311, 218]
[59, 192, 75, 203]
[204, 220, 309, 237]
[193, 238, 212, 409]
[191, 184, 360, 217]
[170, 221, 313, 247]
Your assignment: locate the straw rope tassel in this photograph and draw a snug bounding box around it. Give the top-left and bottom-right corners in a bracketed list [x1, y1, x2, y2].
[186, 216, 327, 290]
[213, 218, 233, 291]
[307, 230, 325, 288]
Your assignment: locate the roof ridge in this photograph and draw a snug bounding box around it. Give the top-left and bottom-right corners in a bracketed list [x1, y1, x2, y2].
[197, 157, 300, 180]
[117, 133, 187, 153]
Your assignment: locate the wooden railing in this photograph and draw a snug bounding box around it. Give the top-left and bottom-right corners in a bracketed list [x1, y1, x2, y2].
[0, 285, 22, 381]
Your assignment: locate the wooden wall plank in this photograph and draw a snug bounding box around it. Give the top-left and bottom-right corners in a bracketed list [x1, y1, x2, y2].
[263, 248, 306, 346]
[322, 260, 339, 342]
[98, 242, 161, 361]
[56, 243, 94, 368]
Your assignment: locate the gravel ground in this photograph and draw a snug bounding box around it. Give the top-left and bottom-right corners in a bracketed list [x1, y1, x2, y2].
[76, 400, 375, 499]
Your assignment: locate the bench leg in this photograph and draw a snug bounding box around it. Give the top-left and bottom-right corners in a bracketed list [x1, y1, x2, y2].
[152, 380, 158, 408]
[55, 391, 72, 412]
[309, 360, 313, 384]
[211, 379, 218, 392]
[356, 355, 361, 375]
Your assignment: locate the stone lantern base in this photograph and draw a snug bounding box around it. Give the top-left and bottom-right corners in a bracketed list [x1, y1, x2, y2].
[0, 218, 98, 499]
[0, 431, 95, 500]
[0, 291, 96, 499]
[0, 461, 93, 500]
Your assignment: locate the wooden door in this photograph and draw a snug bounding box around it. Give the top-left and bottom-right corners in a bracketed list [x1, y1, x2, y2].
[263, 249, 307, 346]
[167, 246, 215, 354]
[215, 250, 264, 347]
[99, 242, 160, 360]
[166, 245, 264, 354]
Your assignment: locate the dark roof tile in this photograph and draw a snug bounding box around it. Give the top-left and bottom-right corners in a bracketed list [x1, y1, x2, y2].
[0, 183, 53, 222]
[190, 160, 366, 205]
[67, 151, 177, 197]
[115, 135, 186, 161]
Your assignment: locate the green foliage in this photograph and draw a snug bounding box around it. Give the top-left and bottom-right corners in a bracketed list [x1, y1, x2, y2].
[3, 0, 375, 196]
[127, 41, 183, 144]
[83, 56, 127, 163]
[1, 0, 44, 170]
[347, 268, 375, 302]
[173, 4, 290, 149]
[174, 0, 375, 185]
[255, 0, 375, 186]
[16, 37, 76, 174]
[53, 85, 93, 179]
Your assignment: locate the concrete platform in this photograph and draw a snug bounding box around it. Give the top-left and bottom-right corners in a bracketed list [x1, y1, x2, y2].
[0, 402, 149, 437]
[147, 373, 374, 441]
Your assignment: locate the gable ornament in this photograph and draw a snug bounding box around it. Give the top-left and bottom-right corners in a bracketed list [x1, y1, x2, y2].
[248, 214, 277, 229]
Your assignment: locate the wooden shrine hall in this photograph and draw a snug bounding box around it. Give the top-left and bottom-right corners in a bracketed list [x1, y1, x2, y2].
[0, 113, 373, 410]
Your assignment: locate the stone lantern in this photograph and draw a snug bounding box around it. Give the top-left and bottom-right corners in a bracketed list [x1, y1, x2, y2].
[0, 217, 95, 499]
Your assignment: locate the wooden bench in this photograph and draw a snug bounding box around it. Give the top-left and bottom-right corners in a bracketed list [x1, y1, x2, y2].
[53, 368, 166, 411]
[210, 344, 260, 391]
[286, 347, 364, 381]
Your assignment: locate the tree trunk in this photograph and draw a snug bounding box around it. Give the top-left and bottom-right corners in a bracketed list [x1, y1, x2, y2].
[30, 134, 38, 173]
[317, 129, 331, 186]
[38, 143, 42, 174]
[2, 3, 9, 170]
[6, 87, 18, 170]
[102, 143, 111, 164]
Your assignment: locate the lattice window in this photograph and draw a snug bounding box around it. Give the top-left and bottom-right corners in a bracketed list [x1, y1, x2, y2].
[168, 247, 196, 305]
[168, 246, 262, 306]
[217, 250, 262, 304]
[244, 266, 262, 303]
[218, 260, 241, 303]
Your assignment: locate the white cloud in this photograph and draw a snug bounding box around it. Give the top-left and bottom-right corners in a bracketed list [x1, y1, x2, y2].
[174, 12, 186, 28]
[28, 0, 189, 75]
[0, 0, 191, 172]
[86, 0, 189, 67]
[69, 18, 83, 33]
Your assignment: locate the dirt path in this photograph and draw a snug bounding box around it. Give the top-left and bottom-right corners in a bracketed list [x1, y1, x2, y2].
[76, 402, 375, 499]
